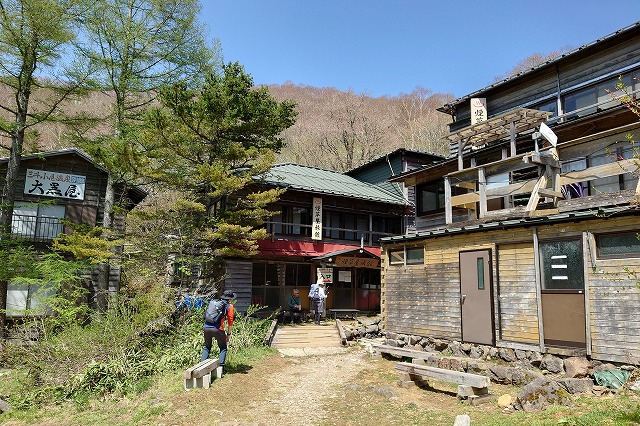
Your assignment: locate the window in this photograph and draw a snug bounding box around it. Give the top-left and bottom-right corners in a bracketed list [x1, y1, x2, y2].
[563, 73, 634, 118]
[11, 202, 65, 240]
[477, 257, 485, 290]
[252, 262, 279, 286]
[597, 231, 640, 258]
[388, 249, 405, 265]
[534, 99, 558, 117]
[6, 281, 55, 317]
[406, 247, 424, 264]
[539, 240, 584, 290]
[371, 216, 401, 243]
[587, 141, 638, 195]
[285, 263, 311, 286]
[267, 206, 310, 236]
[417, 181, 446, 214]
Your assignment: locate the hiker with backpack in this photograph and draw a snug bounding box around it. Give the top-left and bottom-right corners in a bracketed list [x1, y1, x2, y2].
[201, 290, 236, 374]
[309, 277, 327, 325]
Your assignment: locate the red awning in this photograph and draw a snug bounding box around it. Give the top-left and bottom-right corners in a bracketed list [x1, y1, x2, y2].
[257, 239, 381, 258]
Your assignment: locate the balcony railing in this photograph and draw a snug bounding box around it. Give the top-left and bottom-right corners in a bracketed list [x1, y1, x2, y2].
[263, 221, 398, 245]
[11, 214, 64, 241]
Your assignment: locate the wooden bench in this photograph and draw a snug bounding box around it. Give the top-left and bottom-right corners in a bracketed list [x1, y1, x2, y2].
[368, 343, 440, 362]
[394, 362, 491, 402]
[183, 358, 222, 390]
[327, 308, 359, 320]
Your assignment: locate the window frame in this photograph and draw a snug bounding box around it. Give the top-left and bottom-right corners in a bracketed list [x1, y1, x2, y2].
[596, 230, 640, 259]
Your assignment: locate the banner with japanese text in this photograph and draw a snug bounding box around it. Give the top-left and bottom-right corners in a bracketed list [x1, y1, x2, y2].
[24, 169, 86, 200]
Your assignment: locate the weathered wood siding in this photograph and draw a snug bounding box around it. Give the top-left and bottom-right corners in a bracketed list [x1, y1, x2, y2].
[225, 260, 253, 314]
[383, 214, 640, 364]
[588, 255, 640, 364]
[496, 243, 539, 344]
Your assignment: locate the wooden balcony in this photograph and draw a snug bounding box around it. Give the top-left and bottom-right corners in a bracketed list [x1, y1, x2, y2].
[444, 152, 639, 224]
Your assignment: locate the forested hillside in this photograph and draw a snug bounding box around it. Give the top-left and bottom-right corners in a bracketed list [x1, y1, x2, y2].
[269, 83, 454, 171]
[0, 82, 454, 173]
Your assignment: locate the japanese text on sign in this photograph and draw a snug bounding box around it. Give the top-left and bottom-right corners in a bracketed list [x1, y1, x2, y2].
[335, 256, 380, 269]
[312, 197, 322, 240]
[470, 98, 487, 125]
[24, 169, 86, 200]
[317, 267, 333, 284]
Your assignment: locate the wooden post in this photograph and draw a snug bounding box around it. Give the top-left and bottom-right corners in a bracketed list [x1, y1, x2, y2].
[445, 176, 452, 224]
[478, 167, 487, 219]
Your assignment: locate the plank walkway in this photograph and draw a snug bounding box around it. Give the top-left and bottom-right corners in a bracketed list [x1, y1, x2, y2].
[270, 322, 347, 356]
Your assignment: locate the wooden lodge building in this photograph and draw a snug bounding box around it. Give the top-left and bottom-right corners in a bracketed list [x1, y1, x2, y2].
[220, 149, 443, 314]
[380, 21, 640, 364]
[1, 148, 146, 318]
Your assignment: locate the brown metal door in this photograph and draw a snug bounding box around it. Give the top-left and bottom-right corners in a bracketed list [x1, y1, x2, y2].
[459, 250, 494, 345]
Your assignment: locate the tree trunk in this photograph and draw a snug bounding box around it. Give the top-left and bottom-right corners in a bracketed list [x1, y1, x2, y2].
[95, 175, 115, 312]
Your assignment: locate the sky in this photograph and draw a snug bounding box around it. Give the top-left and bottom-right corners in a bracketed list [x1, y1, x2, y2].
[200, 1, 639, 99]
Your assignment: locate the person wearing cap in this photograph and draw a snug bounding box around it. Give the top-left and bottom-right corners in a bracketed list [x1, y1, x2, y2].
[309, 277, 327, 325]
[201, 289, 236, 374]
[288, 288, 302, 323]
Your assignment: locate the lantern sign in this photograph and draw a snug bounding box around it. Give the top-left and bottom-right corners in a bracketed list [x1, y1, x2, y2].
[24, 169, 86, 200]
[471, 98, 487, 125]
[312, 197, 322, 240]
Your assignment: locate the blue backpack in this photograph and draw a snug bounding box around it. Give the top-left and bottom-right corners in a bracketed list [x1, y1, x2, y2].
[204, 299, 227, 325]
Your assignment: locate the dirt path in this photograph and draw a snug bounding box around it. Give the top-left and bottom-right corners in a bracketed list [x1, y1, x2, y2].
[163, 346, 373, 426]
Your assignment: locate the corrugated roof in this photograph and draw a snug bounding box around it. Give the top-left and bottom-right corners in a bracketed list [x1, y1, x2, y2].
[255, 163, 408, 205]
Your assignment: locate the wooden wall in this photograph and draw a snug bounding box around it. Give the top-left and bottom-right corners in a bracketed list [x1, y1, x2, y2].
[496, 243, 539, 344]
[224, 260, 253, 314]
[382, 214, 640, 363]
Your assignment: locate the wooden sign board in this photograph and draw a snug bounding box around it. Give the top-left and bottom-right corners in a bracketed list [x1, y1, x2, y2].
[335, 256, 380, 269]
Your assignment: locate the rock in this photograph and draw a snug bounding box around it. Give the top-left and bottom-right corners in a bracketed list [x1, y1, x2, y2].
[467, 360, 490, 375]
[592, 362, 616, 373]
[564, 357, 590, 378]
[413, 344, 423, 351]
[448, 342, 466, 357]
[438, 358, 465, 371]
[499, 348, 516, 362]
[409, 335, 422, 346]
[514, 378, 571, 412]
[433, 339, 449, 351]
[515, 349, 528, 360]
[629, 380, 640, 392]
[386, 331, 399, 340]
[487, 347, 499, 359]
[511, 368, 544, 386]
[469, 346, 483, 359]
[592, 385, 610, 396]
[368, 385, 398, 399]
[528, 351, 544, 366]
[540, 354, 564, 374]
[0, 398, 10, 414]
[557, 378, 594, 394]
[453, 414, 471, 426]
[489, 365, 514, 384]
[365, 325, 378, 334]
[460, 343, 472, 353]
[386, 338, 399, 347]
[497, 394, 514, 408]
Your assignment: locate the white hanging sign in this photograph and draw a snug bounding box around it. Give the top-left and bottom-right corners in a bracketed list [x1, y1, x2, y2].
[312, 197, 322, 240]
[24, 169, 86, 200]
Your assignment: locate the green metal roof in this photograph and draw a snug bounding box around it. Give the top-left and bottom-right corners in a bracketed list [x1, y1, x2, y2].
[256, 163, 408, 205]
